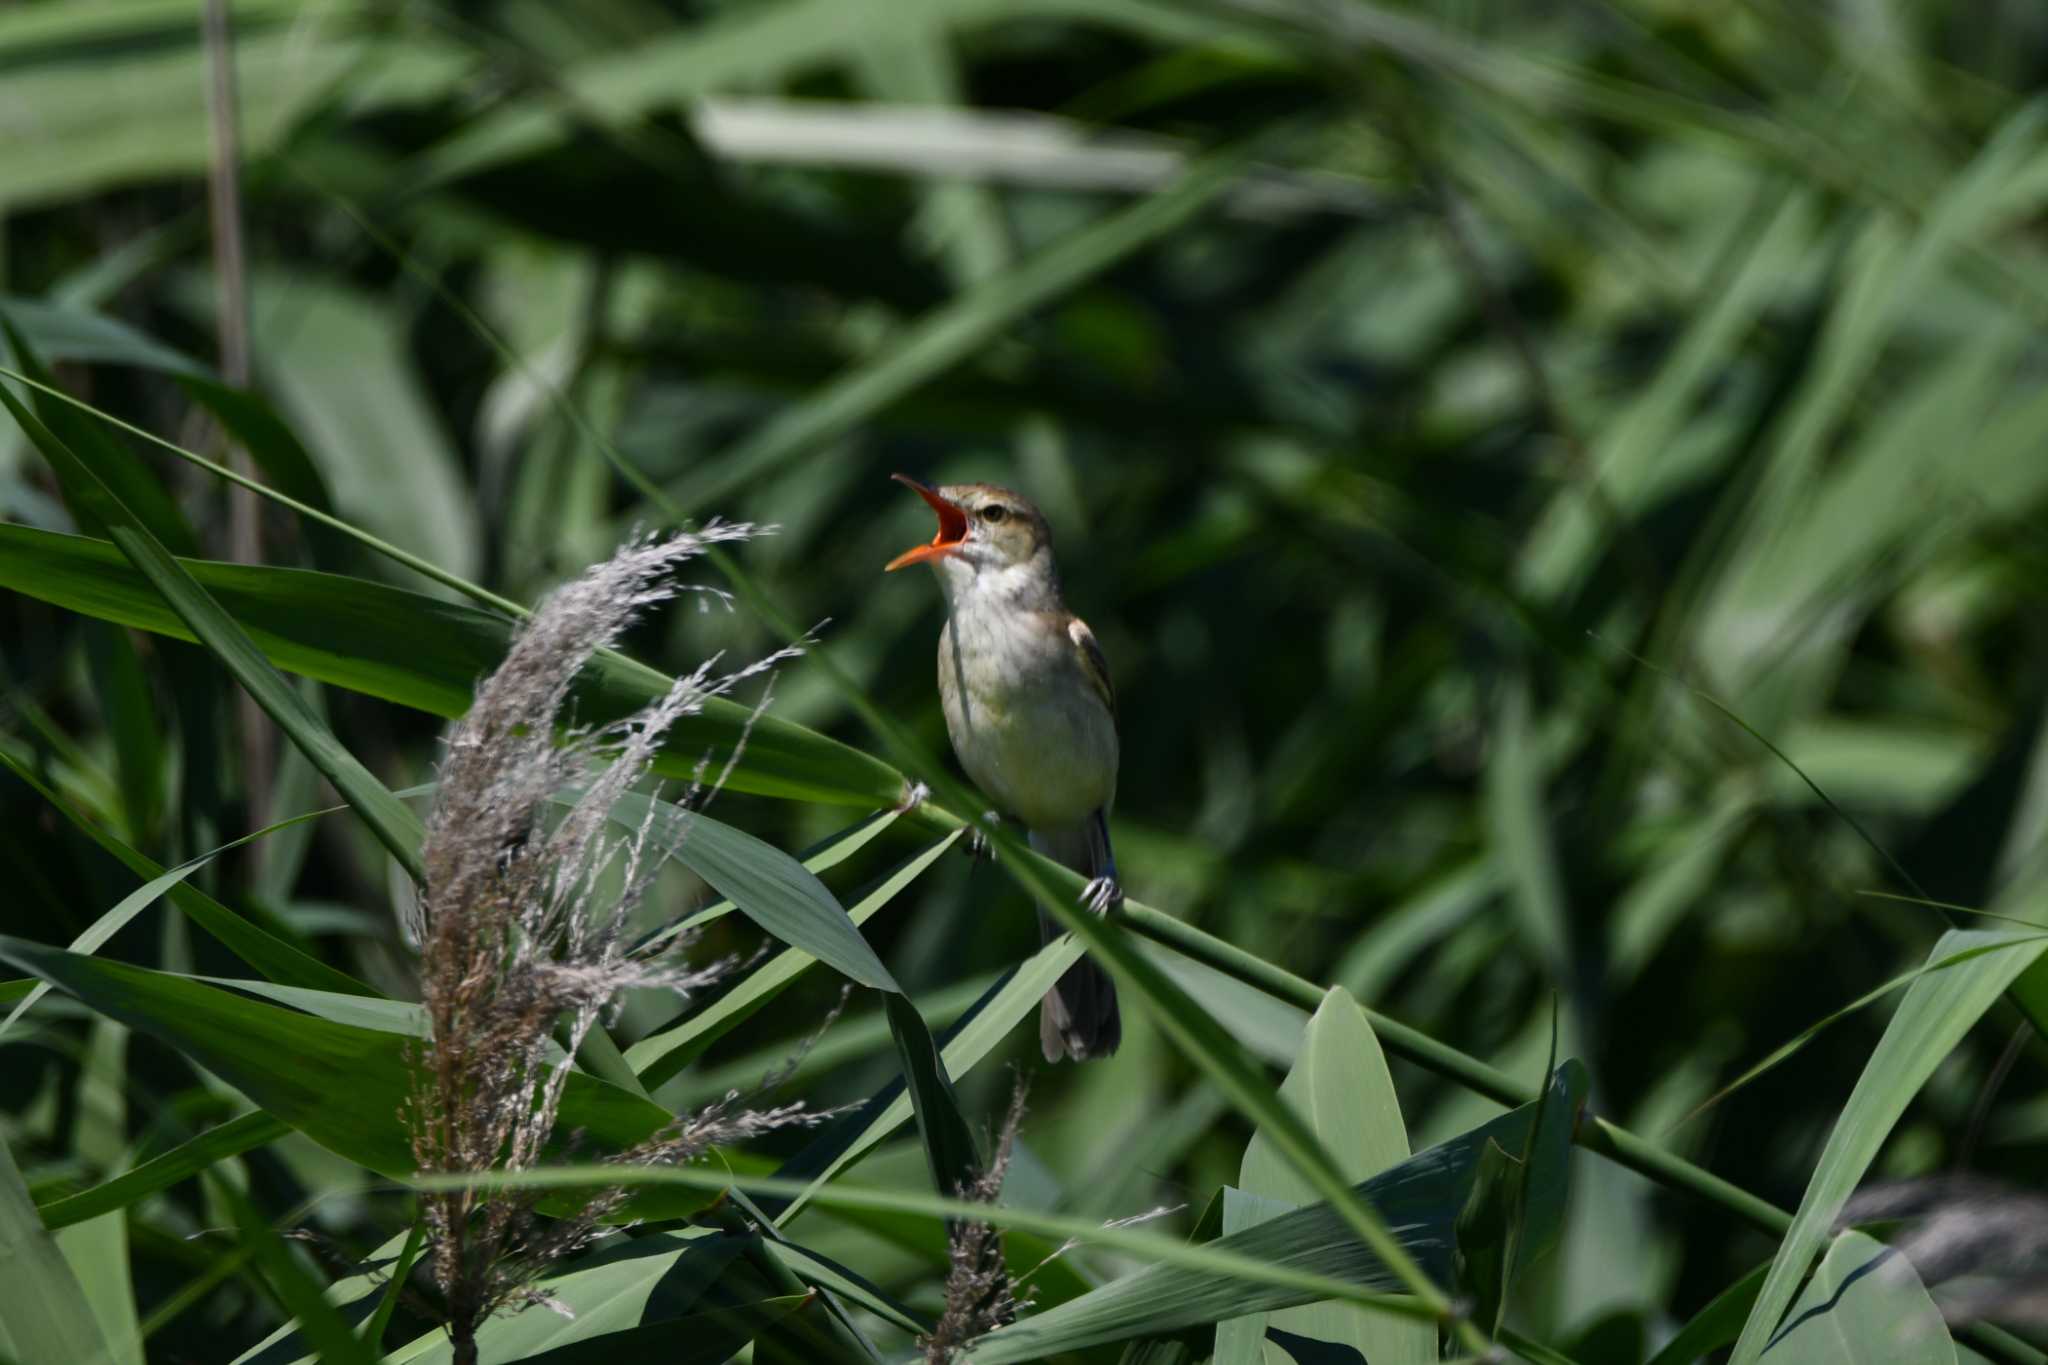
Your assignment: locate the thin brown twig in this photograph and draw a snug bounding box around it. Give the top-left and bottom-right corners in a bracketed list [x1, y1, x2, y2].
[201, 0, 274, 834]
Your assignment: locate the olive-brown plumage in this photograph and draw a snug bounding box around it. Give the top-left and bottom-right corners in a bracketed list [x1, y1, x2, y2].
[886, 476, 1122, 1060]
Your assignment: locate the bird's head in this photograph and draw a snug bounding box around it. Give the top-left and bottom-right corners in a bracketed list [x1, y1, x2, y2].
[885, 476, 1055, 596]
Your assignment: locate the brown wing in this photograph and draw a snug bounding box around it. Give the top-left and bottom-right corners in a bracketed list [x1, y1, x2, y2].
[1068, 616, 1116, 725]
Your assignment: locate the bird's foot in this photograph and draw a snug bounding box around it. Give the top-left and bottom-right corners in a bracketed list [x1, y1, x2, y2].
[966, 811, 1002, 861]
[895, 780, 931, 814]
[1081, 876, 1124, 916]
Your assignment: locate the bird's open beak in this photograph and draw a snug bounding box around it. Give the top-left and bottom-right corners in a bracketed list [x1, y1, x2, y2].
[885, 474, 969, 571]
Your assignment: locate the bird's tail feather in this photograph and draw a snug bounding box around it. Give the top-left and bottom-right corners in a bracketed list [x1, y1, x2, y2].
[1030, 817, 1121, 1062]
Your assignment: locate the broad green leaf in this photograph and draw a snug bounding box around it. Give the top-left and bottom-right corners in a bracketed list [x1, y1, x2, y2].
[1729, 930, 2048, 1364]
[0, 367, 428, 881]
[1452, 1139, 1521, 1340]
[504, 1296, 812, 1364]
[969, 1063, 1585, 1362]
[1225, 987, 1431, 1365]
[883, 992, 983, 1202]
[0, 937, 717, 1221]
[38, 1112, 291, 1232]
[373, 1230, 764, 1365]
[1764, 1231, 1954, 1364]
[608, 791, 898, 992]
[631, 832, 959, 1087]
[0, 1131, 107, 1365]
[0, 524, 905, 806]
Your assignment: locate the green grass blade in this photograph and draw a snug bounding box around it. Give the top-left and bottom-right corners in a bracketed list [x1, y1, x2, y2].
[1728, 929, 2048, 1364]
[762, 936, 1086, 1224]
[630, 832, 960, 1087]
[36, 1111, 292, 1232]
[662, 130, 1263, 516]
[0, 800, 353, 1042]
[0, 1131, 107, 1365]
[606, 791, 898, 992]
[211, 1175, 378, 1365]
[0, 523, 905, 806]
[359, 1218, 424, 1352]
[1642, 1260, 1767, 1365]
[0, 937, 715, 1221]
[0, 749, 377, 996]
[0, 365, 427, 881]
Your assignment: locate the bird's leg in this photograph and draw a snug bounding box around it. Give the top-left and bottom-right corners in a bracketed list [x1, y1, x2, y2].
[1080, 876, 1123, 914]
[1080, 809, 1123, 915]
[966, 810, 1002, 861]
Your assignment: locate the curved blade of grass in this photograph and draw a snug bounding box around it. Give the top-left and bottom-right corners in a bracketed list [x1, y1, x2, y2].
[639, 808, 907, 949]
[0, 1131, 107, 1365]
[605, 791, 897, 991]
[228, 1227, 414, 1365]
[663, 130, 1263, 516]
[0, 801, 348, 1042]
[418, 1066, 1580, 1356]
[37, 1111, 291, 1232]
[0, 749, 375, 996]
[359, 1219, 424, 1352]
[762, 935, 1085, 1224]
[989, 831, 1476, 1345]
[0, 937, 717, 1221]
[971, 1063, 1581, 1364]
[1672, 931, 2048, 1134]
[882, 992, 983, 1204]
[0, 362, 426, 881]
[1728, 929, 2048, 1365]
[419, 1166, 1440, 1326]
[630, 832, 961, 1087]
[0, 523, 903, 806]
[211, 1173, 377, 1365]
[1643, 1260, 1768, 1365]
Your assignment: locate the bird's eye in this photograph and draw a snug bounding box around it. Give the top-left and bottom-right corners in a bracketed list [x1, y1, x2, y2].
[980, 505, 1008, 524]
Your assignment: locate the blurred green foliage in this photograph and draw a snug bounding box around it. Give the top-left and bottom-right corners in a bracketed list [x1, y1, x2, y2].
[5, 0, 2048, 1360]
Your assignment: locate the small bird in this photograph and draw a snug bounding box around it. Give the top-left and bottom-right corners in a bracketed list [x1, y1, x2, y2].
[885, 474, 1122, 1061]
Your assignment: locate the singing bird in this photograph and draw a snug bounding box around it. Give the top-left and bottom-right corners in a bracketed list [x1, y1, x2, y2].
[885, 475, 1122, 1061]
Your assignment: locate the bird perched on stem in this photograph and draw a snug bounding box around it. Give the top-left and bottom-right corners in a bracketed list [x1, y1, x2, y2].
[886, 474, 1122, 1061]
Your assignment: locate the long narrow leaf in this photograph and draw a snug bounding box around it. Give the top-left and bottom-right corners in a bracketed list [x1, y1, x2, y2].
[0, 523, 904, 806]
[1728, 930, 2048, 1364]
[0, 361, 426, 880]
[0, 1132, 107, 1364]
[37, 1112, 291, 1232]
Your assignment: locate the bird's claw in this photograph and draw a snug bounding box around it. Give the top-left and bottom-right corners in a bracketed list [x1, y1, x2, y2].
[966, 811, 1002, 861]
[896, 781, 931, 814]
[1081, 876, 1123, 916]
